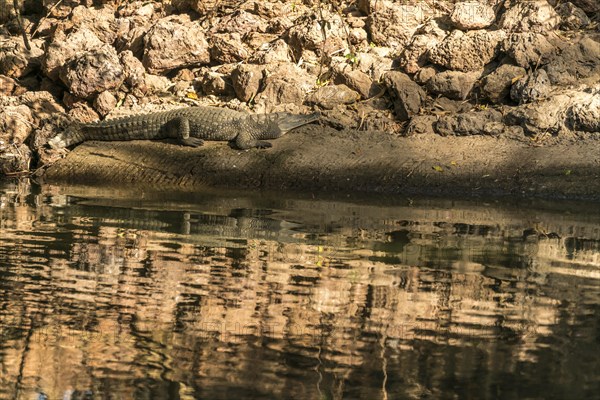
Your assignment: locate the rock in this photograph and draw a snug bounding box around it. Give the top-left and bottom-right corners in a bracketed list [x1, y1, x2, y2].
[44, 28, 105, 80]
[209, 33, 250, 64]
[307, 84, 360, 110]
[435, 109, 504, 136]
[567, 93, 600, 132]
[143, 74, 171, 94]
[70, 5, 118, 44]
[354, 52, 394, 81]
[510, 69, 552, 104]
[68, 103, 100, 123]
[115, 23, 148, 59]
[119, 50, 146, 94]
[413, 66, 441, 85]
[481, 64, 526, 103]
[406, 115, 437, 135]
[0, 36, 44, 78]
[557, 2, 591, 30]
[42, 0, 95, 18]
[383, 71, 427, 121]
[545, 37, 600, 86]
[428, 29, 505, 72]
[93, 91, 118, 116]
[500, 0, 560, 33]
[59, 48, 125, 99]
[451, 1, 496, 30]
[0, 105, 33, 145]
[503, 89, 592, 135]
[211, 9, 268, 35]
[427, 70, 482, 100]
[0, 75, 15, 95]
[20, 91, 65, 124]
[348, 28, 368, 45]
[361, 0, 430, 50]
[334, 66, 378, 99]
[255, 63, 315, 108]
[198, 70, 233, 96]
[249, 38, 291, 64]
[288, 10, 346, 57]
[0, 143, 31, 175]
[502, 32, 557, 68]
[398, 19, 448, 74]
[143, 15, 210, 73]
[231, 64, 264, 103]
[569, 0, 600, 14]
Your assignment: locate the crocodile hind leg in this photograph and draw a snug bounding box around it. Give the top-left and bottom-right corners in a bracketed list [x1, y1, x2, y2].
[165, 116, 204, 147]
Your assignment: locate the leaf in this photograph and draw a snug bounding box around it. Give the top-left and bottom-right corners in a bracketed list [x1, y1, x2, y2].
[564, 169, 572, 176]
[432, 165, 443, 172]
[186, 91, 199, 100]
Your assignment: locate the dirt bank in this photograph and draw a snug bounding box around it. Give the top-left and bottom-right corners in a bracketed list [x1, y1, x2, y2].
[40, 125, 600, 200]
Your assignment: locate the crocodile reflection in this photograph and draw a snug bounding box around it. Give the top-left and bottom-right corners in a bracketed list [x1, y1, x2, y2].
[1, 183, 599, 399]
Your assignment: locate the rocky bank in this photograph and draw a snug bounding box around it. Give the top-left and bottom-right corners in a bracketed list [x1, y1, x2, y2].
[0, 0, 599, 197]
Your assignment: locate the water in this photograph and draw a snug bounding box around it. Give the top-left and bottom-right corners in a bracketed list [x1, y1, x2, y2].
[1, 181, 599, 400]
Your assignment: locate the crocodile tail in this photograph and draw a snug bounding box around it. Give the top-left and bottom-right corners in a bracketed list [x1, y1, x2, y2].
[47, 123, 84, 149]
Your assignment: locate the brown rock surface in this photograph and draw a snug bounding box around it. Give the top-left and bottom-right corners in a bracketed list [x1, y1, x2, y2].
[428, 29, 505, 72]
[143, 15, 210, 73]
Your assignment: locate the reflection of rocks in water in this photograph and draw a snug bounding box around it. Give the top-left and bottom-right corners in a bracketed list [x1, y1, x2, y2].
[0, 183, 599, 399]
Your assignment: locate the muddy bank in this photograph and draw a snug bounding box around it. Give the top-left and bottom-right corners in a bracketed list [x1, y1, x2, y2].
[41, 125, 600, 200]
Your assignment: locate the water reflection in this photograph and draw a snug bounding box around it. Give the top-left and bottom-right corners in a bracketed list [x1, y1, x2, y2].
[1, 181, 599, 399]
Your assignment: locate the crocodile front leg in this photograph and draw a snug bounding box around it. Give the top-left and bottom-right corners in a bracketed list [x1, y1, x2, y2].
[165, 116, 204, 147]
[235, 131, 272, 149]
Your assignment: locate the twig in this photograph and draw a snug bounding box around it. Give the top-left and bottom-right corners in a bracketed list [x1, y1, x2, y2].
[13, 0, 31, 50]
[31, 0, 64, 38]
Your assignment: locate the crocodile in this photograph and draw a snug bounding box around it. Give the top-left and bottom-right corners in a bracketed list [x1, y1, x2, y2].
[48, 106, 320, 150]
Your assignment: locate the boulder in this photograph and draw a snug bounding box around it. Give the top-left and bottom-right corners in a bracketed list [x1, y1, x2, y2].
[254, 63, 315, 108]
[334, 66, 378, 99]
[70, 4, 118, 44]
[0, 143, 31, 175]
[510, 69, 552, 104]
[0, 75, 15, 95]
[481, 64, 526, 103]
[44, 28, 105, 80]
[383, 71, 427, 121]
[567, 93, 600, 132]
[211, 9, 268, 35]
[198, 70, 233, 96]
[427, 70, 482, 100]
[450, 1, 496, 30]
[59, 48, 125, 99]
[428, 29, 505, 72]
[249, 39, 291, 64]
[0, 36, 44, 78]
[231, 64, 264, 103]
[545, 37, 600, 86]
[557, 2, 591, 30]
[20, 91, 65, 124]
[93, 91, 118, 116]
[288, 10, 347, 57]
[413, 66, 441, 85]
[209, 33, 250, 64]
[502, 32, 557, 68]
[143, 15, 210, 73]
[0, 105, 33, 145]
[360, 0, 430, 50]
[435, 109, 504, 136]
[500, 0, 560, 33]
[398, 19, 448, 74]
[568, 0, 600, 14]
[406, 115, 437, 136]
[307, 84, 361, 110]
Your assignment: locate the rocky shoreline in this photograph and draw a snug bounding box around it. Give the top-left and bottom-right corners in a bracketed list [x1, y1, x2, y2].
[0, 0, 599, 197]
